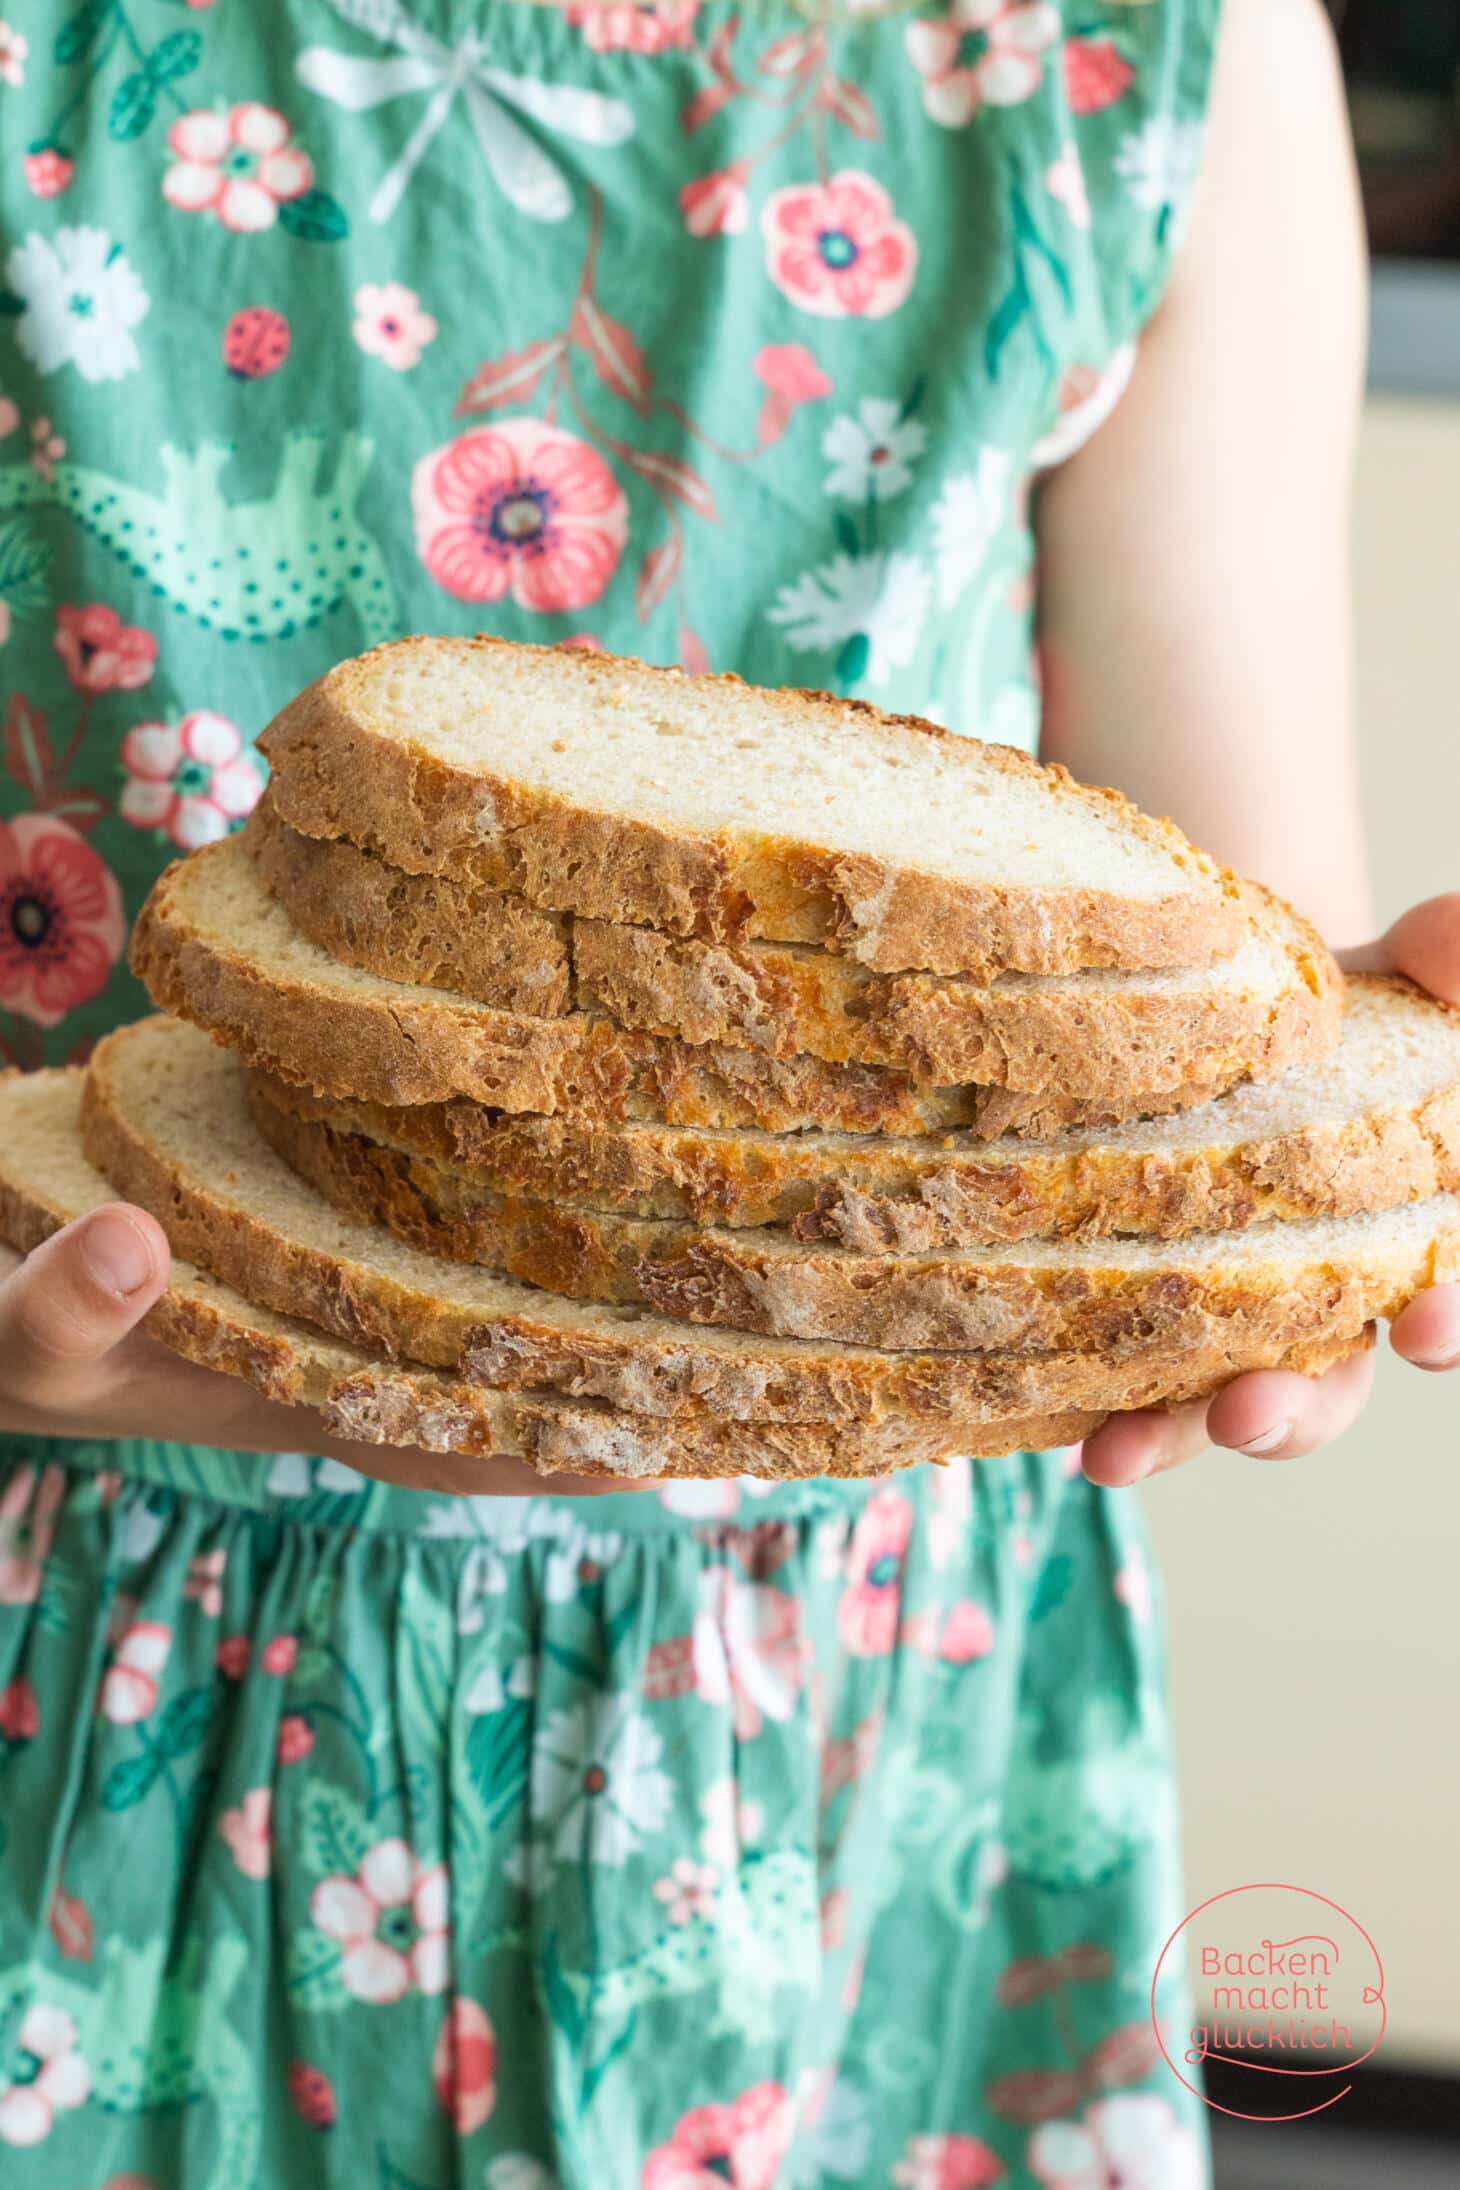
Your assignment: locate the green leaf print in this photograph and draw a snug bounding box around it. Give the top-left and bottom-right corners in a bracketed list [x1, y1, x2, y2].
[279, 190, 350, 244]
[285, 1928, 350, 2011]
[1029, 1555, 1073, 1622]
[300, 1782, 372, 1877]
[465, 1697, 530, 1832]
[154, 1685, 214, 1758]
[102, 1750, 163, 1811]
[376, 2146, 436, 2190]
[109, 69, 157, 140]
[54, 0, 110, 66]
[0, 521, 52, 619]
[835, 632, 870, 687]
[147, 28, 200, 84]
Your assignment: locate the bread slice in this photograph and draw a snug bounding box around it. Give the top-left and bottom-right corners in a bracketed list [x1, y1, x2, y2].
[245, 1065, 1460, 1352]
[251, 797, 1341, 1100]
[259, 635, 1246, 978]
[77, 1017, 1375, 1430]
[246, 977, 1460, 1249]
[0, 1063, 1133, 1476]
[130, 837, 1232, 1132]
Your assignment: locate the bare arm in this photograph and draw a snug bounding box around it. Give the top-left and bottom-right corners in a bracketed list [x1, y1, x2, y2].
[1037, 0, 1372, 945]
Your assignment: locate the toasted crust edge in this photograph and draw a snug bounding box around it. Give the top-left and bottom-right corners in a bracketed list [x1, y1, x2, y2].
[259, 636, 1246, 977]
[241, 977, 1460, 1247]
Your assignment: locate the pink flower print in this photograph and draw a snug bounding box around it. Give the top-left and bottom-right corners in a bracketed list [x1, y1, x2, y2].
[277, 1714, 315, 1765]
[0, 1463, 64, 1604]
[836, 1486, 914, 1656]
[22, 150, 74, 200]
[183, 1548, 226, 1617]
[1028, 2094, 1205, 2190]
[567, 1, 699, 53]
[0, 814, 124, 1028]
[0, 1676, 38, 1742]
[653, 1857, 720, 1926]
[0, 24, 28, 89]
[1113, 1552, 1151, 1625]
[215, 1635, 250, 1679]
[820, 1886, 849, 1950]
[432, 1997, 496, 2136]
[54, 602, 156, 693]
[762, 171, 916, 321]
[906, 1, 1061, 129]
[99, 1621, 171, 1724]
[219, 1787, 272, 1880]
[163, 105, 313, 233]
[353, 282, 437, 372]
[939, 1598, 996, 1663]
[755, 343, 833, 407]
[0, 395, 16, 440]
[1046, 143, 1091, 229]
[691, 1570, 806, 1739]
[681, 164, 750, 238]
[120, 710, 262, 851]
[698, 1777, 763, 1869]
[0, 2005, 90, 2149]
[413, 419, 627, 614]
[643, 2081, 796, 2190]
[29, 416, 63, 479]
[260, 1634, 298, 1675]
[310, 1838, 451, 2005]
[893, 2134, 1006, 2188]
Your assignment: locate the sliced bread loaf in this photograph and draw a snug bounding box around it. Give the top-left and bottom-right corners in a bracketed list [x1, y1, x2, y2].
[259, 635, 1246, 977]
[242, 978, 1460, 1248]
[131, 837, 1231, 1131]
[245, 1069, 1460, 1352]
[252, 798, 1341, 1099]
[77, 1017, 1375, 1428]
[0, 1064, 1126, 1476]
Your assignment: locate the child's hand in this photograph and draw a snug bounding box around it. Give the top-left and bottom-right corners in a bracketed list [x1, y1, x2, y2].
[0, 1207, 648, 1497]
[1081, 894, 1460, 1487]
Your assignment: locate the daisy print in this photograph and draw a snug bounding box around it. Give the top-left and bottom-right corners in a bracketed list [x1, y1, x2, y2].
[769, 549, 931, 688]
[822, 397, 927, 503]
[4, 229, 149, 384]
[530, 1695, 673, 1867]
[930, 447, 1014, 608]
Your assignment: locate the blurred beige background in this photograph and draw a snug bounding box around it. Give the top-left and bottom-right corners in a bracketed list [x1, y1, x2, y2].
[1147, 396, 1460, 2068]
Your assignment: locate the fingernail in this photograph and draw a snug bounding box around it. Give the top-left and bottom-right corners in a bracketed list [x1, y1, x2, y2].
[1409, 1345, 1460, 1371]
[1237, 1420, 1292, 1457]
[81, 1211, 155, 1297]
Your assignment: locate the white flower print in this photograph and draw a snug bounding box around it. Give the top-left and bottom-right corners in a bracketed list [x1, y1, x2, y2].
[0, 21, 27, 90]
[787, 2073, 872, 2186]
[531, 1695, 673, 1867]
[488, 2161, 560, 2190]
[821, 398, 927, 503]
[120, 711, 263, 852]
[770, 550, 931, 688]
[163, 105, 315, 233]
[1029, 2092, 1205, 2190]
[1114, 116, 1205, 214]
[1046, 142, 1091, 230]
[5, 229, 149, 384]
[929, 448, 1014, 609]
[0, 2005, 89, 2149]
[985, 683, 1040, 750]
[691, 1569, 806, 1739]
[309, 1836, 450, 2004]
[906, 0, 1061, 130]
[652, 1856, 720, 1926]
[699, 1776, 764, 1869]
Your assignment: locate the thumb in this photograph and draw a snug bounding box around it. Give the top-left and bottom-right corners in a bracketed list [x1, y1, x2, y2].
[1341, 893, 1460, 1003]
[0, 1204, 170, 1408]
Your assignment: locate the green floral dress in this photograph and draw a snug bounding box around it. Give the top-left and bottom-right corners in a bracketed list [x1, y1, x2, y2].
[0, 2, 1219, 2183]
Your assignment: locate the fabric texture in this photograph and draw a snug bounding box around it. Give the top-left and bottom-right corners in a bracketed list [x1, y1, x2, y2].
[0, 1, 1219, 2182]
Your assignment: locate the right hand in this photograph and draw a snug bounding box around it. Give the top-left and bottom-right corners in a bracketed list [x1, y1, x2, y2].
[0, 1206, 644, 1496]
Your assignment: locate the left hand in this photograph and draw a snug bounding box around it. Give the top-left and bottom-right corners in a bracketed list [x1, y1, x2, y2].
[1080, 894, 1460, 1487]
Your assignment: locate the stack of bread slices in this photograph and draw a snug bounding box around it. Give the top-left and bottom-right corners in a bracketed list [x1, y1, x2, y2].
[5, 636, 1460, 1481]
